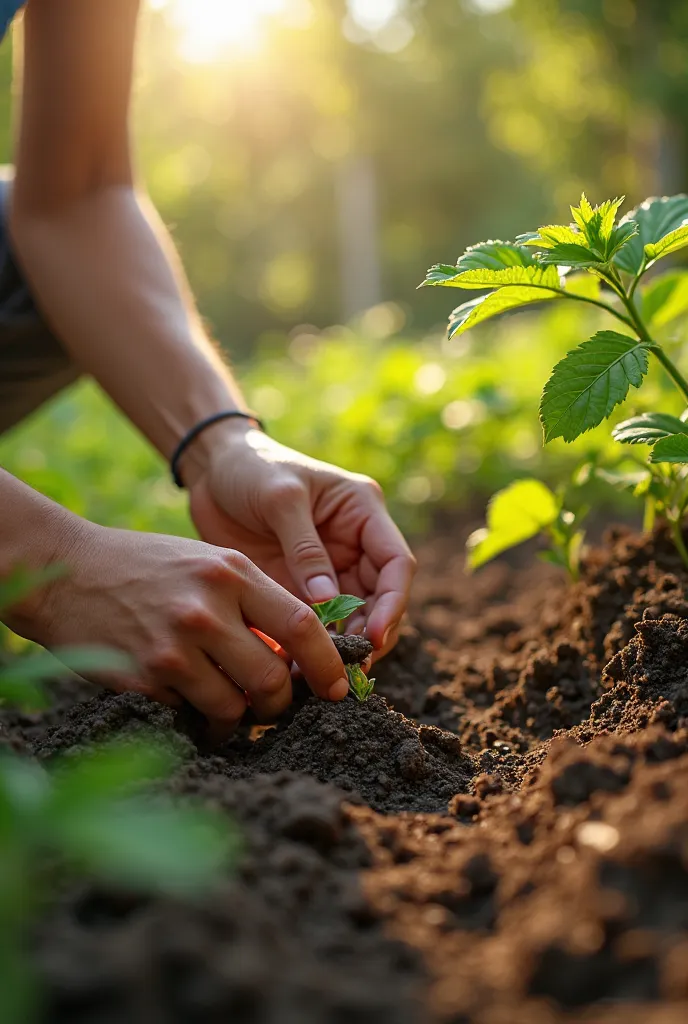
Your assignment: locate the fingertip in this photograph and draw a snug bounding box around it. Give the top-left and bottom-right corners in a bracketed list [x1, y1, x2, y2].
[328, 677, 349, 701]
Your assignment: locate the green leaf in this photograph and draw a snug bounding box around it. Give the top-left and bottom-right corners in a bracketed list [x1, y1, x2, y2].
[594, 466, 651, 494]
[540, 332, 649, 443]
[424, 263, 559, 291]
[466, 479, 560, 570]
[535, 243, 609, 270]
[564, 274, 602, 300]
[54, 797, 236, 895]
[612, 412, 688, 445]
[50, 738, 179, 810]
[650, 433, 688, 464]
[312, 595, 366, 628]
[346, 664, 375, 702]
[421, 242, 535, 288]
[522, 224, 585, 248]
[646, 225, 688, 263]
[641, 272, 688, 328]
[615, 194, 688, 274]
[449, 279, 561, 337]
[0, 564, 66, 613]
[0, 646, 134, 713]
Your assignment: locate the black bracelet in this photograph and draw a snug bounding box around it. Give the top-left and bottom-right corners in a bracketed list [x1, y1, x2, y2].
[170, 410, 266, 489]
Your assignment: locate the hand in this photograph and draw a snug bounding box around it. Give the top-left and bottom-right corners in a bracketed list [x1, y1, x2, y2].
[187, 426, 416, 658]
[13, 518, 350, 735]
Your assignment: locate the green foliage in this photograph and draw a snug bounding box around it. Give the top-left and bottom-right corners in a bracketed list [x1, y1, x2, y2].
[428, 191, 688, 566]
[467, 478, 585, 581]
[312, 595, 366, 629]
[641, 273, 688, 329]
[345, 664, 375, 703]
[615, 196, 688, 274]
[0, 646, 133, 713]
[0, 734, 236, 1024]
[612, 412, 688, 445]
[540, 333, 649, 444]
[650, 433, 688, 464]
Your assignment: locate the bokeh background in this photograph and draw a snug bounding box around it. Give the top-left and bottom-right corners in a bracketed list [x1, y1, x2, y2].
[1, 0, 688, 537]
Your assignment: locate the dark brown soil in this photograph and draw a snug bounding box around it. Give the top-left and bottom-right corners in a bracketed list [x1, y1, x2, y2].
[6, 523, 688, 1023]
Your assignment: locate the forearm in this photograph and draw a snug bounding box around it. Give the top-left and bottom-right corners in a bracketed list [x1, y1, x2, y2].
[9, 186, 248, 482]
[0, 468, 82, 635]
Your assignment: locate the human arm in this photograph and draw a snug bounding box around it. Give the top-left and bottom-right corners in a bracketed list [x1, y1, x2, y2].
[0, 468, 350, 733]
[11, 0, 415, 648]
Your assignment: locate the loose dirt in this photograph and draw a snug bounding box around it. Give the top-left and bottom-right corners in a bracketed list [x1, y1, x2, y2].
[4, 523, 688, 1023]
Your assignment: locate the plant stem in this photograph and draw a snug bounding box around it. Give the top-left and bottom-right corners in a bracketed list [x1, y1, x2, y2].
[555, 289, 635, 328]
[618, 294, 688, 404]
[649, 345, 688, 404]
[671, 515, 688, 571]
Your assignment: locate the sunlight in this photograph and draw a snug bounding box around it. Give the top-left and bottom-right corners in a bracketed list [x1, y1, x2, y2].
[154, 0, 289, 62]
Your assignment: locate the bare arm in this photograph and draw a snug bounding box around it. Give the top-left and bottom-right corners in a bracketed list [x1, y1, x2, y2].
[10, 0, 245, 483]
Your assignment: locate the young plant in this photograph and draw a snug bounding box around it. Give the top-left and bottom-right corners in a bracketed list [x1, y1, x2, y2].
[423, 193, 688, 565]
[312, 594, 375, 701]
[466, 478, 586, 580]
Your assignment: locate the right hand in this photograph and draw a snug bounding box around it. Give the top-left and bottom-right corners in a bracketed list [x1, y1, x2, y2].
[11, 519, 351, 734]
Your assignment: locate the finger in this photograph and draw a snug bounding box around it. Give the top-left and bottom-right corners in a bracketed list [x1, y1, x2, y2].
[361, 512, 416, 649]
[250, 627, 291, 664]
[202, 624, 294, 722]
[162, 651, 248, 738]
[267, 489, 339, 604]
[238, 572, 349, 702]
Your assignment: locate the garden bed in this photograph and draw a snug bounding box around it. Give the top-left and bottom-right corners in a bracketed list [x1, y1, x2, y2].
[3, 524, 688, 1023]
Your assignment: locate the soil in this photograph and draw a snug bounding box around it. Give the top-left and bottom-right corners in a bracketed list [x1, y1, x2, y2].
[5, 522, 688, 1022]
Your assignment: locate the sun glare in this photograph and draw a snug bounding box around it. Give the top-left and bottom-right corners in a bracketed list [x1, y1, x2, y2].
[152, 0, 289, 62]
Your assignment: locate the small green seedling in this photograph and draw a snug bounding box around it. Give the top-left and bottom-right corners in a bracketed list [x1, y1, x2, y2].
[312, 594, 366, 631]
[424, 192, 688, 566]
[312, 594, 376, 702]
[467, 478, 586, 581]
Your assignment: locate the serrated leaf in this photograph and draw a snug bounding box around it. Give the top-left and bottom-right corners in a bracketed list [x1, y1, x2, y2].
[454, 241, 535, 272]
[540, 332, 649, 443]
[595, 466, 651, 494]
[641, 272, 688, 328]
[646, 225, 688, 262]
[650, 433, 688, 464]
[571, 193, 596, 233]
[424, 263, 559, 291]
[612, 412, 688, 445]
[615, 194, 688, 273]
[312, 595, 365, 628]
[526, 224, 585, 248]
[467, 480, 560, 571]
[421, 242, 535, 288]
[449, 280, 561, 337]
[535, 243, 605, 270]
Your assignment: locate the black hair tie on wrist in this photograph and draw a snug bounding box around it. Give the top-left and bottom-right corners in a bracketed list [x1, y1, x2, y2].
[170, 410, 266, 489]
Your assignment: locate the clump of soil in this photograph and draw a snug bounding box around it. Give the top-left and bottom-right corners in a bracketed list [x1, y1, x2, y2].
[214, 693, 476, 813]
[7, 521, 688, 1022]
[332, 633, 373, 665]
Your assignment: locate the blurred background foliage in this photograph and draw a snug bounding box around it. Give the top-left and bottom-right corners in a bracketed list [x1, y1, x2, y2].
[2, 0, 688, 534]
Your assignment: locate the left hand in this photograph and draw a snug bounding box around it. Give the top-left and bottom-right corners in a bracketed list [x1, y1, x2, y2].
[186, 425, 416, 658]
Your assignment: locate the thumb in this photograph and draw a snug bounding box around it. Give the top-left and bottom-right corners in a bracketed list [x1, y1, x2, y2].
[269, 498, 338, 604]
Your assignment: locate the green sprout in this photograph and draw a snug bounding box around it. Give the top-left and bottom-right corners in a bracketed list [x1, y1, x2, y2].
[467, 478, 586, 581]
[424, 193, 688, 568]
[312, 594, 376, 701]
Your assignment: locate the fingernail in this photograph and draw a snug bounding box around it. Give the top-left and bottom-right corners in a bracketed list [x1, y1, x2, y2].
[307, 575, 338, 603]
[328, 678, 349, 701]
[382, 628, 391, 648]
